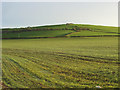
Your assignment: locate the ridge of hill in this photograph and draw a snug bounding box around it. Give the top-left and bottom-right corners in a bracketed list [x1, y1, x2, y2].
[2, 24, 119, 39]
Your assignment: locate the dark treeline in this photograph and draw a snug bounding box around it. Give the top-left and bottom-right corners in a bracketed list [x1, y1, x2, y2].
[2, 27, 91, 33]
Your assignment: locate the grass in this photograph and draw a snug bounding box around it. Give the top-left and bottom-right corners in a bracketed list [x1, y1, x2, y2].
[67, 31, 118, 37]
[2, 30, 74, 39]
[2, 24, 118, 39]
[2, 37, 119, 88]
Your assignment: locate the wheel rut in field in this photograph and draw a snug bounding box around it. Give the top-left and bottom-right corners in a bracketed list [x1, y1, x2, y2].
[3, 48, 118, 64]
[31, 51, 118, 64]
[5, 56, 42, 81]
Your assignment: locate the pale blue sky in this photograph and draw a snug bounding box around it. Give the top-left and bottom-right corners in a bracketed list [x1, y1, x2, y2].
[2, 2, 118, 28]
[1, 0, 119, 2]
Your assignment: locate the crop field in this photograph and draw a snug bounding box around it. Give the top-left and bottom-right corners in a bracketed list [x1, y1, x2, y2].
[2, 37, 119, 88]
[2, 24, 118, 39]
[2, 30, 74, 39]
[67, 31, 118, 37]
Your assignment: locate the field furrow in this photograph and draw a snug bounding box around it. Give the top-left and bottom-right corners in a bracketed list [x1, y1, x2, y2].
[2, 37, 119, 88]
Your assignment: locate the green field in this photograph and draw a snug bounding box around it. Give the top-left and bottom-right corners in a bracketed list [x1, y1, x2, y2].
[2, 24, 119, 39]
[2, 37, 119, 88]
[67, 31, 118, 37]
[2, 30, 74, 39]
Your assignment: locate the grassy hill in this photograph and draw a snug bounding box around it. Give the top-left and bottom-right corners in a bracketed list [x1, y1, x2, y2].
[2, 24, 118, 39]
[2, 24, 119, 88]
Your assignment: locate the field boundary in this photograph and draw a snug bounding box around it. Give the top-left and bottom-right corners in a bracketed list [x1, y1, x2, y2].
[1, 35, 119, 39]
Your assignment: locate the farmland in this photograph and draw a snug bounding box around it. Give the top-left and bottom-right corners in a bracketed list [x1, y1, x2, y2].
[2, 24, 118, 39]
[2, 30, 74, 39]
[2, 37, 119, 88]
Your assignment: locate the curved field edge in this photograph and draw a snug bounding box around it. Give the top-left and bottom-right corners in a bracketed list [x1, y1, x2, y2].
[2, 30, 75, 39]
[66, 31, 118, 37]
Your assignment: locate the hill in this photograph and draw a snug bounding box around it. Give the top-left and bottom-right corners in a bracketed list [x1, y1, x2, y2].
[2, 24, 118, 39]
[2, 24, 119, 88]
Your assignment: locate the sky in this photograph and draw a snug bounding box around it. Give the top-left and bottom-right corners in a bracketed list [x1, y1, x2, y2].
[1, 0, 119, 2]
[2, 1, 118, 28]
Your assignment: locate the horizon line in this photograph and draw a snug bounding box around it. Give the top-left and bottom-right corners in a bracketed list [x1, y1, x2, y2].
[2, 0, 119, 2]
[1, 23, 118, 29]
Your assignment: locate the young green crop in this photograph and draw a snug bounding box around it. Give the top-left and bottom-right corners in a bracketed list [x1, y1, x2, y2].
[2, 37, 118, 88]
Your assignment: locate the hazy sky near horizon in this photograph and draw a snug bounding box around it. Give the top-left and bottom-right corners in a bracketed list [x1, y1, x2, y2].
[2, 2, 118, 28]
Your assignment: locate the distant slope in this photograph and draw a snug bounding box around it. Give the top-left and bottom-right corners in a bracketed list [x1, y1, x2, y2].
[2, 24, 118, 39]
[67, 31, 118, 37]
[2, 30, 74, 39]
